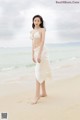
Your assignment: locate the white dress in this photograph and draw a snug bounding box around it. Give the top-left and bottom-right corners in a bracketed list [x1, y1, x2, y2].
[30, 30, 52, 84]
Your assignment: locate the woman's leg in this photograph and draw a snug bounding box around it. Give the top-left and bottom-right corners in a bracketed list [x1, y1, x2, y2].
[32, 80, 40, 104]
[40, 81, 47, 97]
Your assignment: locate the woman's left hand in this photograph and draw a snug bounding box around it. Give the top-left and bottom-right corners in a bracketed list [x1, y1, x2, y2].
[37, 55, 41, 63]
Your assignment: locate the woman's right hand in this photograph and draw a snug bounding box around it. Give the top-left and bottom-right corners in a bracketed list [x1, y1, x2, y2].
[32, 56, 36, 63]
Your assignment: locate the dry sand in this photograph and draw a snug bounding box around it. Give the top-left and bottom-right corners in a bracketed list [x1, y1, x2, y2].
[0, 73, 80, 120]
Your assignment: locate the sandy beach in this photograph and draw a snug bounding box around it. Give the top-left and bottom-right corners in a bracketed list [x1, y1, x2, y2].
[0, 0, 80, 118]
[0, 64, 80, 120]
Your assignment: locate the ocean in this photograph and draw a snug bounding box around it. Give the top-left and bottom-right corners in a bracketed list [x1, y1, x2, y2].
[0, 42, 80, 84]
[0, 43, 80, 72]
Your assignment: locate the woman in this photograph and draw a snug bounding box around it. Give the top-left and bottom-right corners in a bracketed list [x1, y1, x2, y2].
[30, 15, 52, 104]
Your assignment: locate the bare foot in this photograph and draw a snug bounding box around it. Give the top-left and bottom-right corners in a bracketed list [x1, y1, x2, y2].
[40, 94, 47, 97]
[31, 96, 40, 104]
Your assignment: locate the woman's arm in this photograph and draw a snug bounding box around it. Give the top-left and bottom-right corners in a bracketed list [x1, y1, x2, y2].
[32, 38, 36, 63]
[38, 28, 46, 57]
[30, 30, 34, 57]
[32, 40, 34, 56]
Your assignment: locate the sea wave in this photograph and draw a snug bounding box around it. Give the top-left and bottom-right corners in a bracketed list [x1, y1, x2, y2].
[0, 64, 34, 72]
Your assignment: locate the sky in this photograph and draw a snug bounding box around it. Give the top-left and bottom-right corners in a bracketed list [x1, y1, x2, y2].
[0, 0, 80, 47]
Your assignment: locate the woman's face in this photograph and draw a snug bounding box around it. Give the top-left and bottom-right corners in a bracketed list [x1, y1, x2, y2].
[33, 17, 41, 27]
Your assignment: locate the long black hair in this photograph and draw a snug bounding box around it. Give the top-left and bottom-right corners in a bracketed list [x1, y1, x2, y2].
[32, 15, 45, 29]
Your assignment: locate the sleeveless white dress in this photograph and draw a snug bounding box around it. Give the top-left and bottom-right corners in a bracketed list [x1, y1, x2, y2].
[30, 30, 52, 83]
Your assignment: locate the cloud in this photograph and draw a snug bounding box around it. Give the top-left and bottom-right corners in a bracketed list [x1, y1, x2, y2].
[0, 0, 80, 47]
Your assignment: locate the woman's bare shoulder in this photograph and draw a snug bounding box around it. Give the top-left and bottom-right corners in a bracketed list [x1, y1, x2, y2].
[40, 28, 46, 33]
[40, 28, 46, 31]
